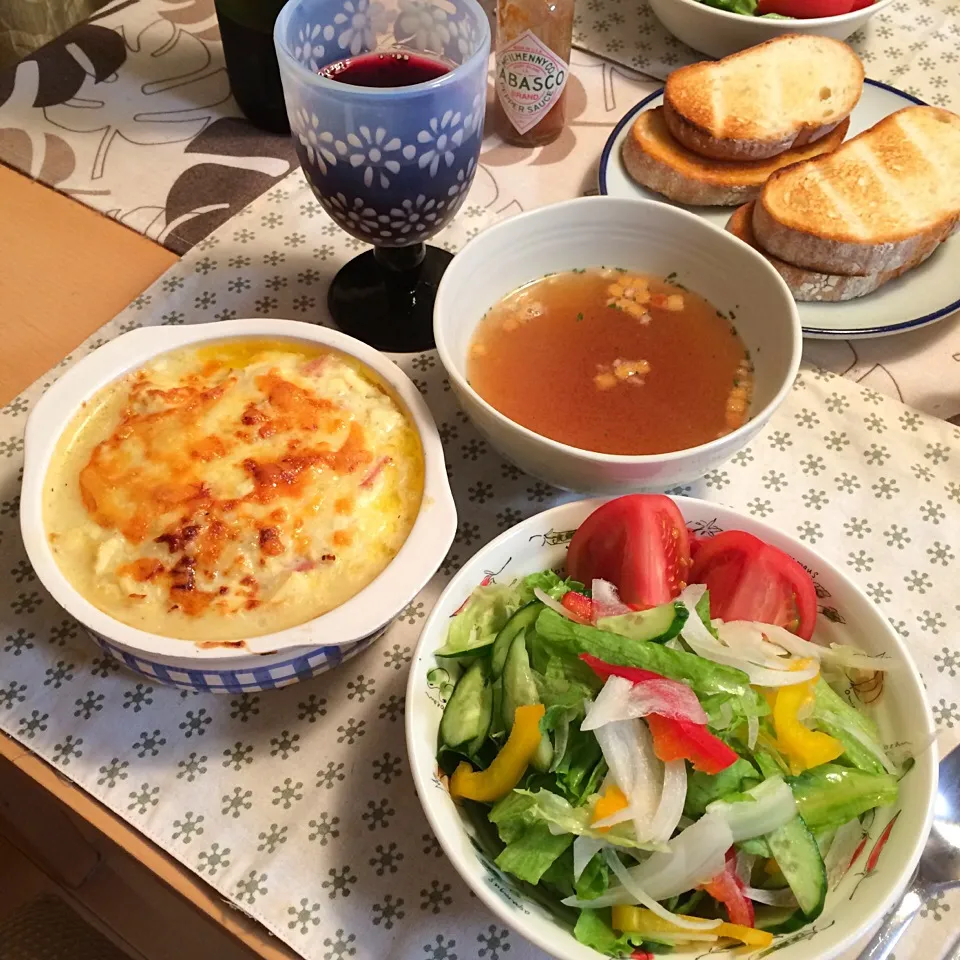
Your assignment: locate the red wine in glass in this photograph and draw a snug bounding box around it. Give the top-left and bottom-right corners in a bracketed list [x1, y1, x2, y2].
[319, 51, 452, 87]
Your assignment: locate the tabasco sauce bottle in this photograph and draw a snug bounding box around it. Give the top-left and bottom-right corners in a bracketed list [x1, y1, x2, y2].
[494, 0, 574, 147]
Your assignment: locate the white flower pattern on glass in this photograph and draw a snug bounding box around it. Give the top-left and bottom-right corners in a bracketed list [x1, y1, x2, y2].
[388, 195, 446, 235]
[447, 157, 476, 198]
[294, 23, 335, 71]
[293, 109, 340, 176]
[395, 0, 452, 51]
[416, 109, 471, 176]
[327, 193, 382, 235]
[346, 126, 405, 188]
[334, 0, 389, 56]
[447, 13, 476, 59]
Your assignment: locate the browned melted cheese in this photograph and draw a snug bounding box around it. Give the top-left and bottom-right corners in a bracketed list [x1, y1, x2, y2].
[43, 340, 423, 643]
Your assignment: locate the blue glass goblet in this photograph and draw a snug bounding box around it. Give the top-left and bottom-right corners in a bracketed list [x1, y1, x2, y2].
[274, 0, 490, 351]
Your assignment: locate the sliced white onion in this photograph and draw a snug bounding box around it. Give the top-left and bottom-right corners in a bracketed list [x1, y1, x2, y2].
[677, 589, 821, 687]
[593, 718, 662, 843]
[603, 849, 724, 930]
[717, 621, 800, 670]
[706, 776, 796, 842]
[727, 620, 895, 673]
[649, 759, 687, 845]
[665, 637, 684, 651]
[743, 885, 798, 907]
[823, 818, 867, 888]
[591, 805, 636, 830]
[564, 812, 734, 909]
[592, 578, 632, 620]
[638, 933, 721, 944]
[747, 713, 759, 749]
[582, 676, 707, 730]
[534, 587, 581, 622]
[573, 834, 605, 882]
[735, 851, 756, 886]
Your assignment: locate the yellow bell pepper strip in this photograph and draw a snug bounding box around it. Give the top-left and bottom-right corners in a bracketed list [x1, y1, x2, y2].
[611, 906, 774, 949]
[773, 678, 844, 775]
[592, 783, 629, 830]
[450, 703, 545, 802]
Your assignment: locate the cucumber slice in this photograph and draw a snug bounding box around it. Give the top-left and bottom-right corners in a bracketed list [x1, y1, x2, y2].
[439, 660, 492, 748]
[491, 602, 543, 678]
[596, 600, 685, 643]
[765, 814, 827, 920]
[753, 906, 809, 934]
[502, 633, 553, 771]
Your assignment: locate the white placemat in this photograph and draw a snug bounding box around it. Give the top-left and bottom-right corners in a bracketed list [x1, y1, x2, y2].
[1, 172, 959, 960]
[574, 0, 960, 103]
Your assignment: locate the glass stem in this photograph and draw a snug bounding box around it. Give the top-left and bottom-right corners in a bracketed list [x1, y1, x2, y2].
[375, 243, 427, 274]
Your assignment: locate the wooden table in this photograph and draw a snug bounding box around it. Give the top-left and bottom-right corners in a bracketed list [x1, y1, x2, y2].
[0, 162, 292, 960]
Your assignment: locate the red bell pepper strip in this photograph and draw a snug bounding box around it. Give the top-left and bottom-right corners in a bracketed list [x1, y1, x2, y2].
[645, 713, 738, 775]
[701, 850, 755, 927]
[579, 653, 663, 684]
[561, 591, 595, 624]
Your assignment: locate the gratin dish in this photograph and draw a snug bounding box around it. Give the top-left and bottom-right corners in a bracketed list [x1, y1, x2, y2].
[434, 196, 801, 493]
[20, 319, 456, 687]
[647, 0, 896, 60]
[406, 496, 937, 960]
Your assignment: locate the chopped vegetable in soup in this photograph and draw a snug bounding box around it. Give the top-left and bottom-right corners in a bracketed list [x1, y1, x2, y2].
[467, 268, 754, 455]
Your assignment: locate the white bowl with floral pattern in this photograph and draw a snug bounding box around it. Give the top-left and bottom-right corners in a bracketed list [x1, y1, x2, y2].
[406, 495, 936, 960]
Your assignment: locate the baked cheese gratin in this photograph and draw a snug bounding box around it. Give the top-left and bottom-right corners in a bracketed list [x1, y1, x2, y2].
[42, 339, 424, 644]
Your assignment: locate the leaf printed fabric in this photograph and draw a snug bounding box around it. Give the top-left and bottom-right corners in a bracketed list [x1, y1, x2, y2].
[0, 167, 959, 960]
[0, 0, 296, 254]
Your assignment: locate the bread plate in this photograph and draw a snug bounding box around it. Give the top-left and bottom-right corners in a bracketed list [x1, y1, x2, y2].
[599, 79, 960, 339]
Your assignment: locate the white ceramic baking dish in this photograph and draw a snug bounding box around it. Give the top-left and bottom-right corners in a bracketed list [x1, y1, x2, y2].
[20, 319, 456, 668]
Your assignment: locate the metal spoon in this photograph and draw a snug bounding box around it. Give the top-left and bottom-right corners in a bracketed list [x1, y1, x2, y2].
[857, 744, 960, 960]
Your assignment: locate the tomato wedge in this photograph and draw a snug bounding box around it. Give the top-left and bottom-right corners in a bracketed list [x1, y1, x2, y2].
[566, 495, 691, 610]
[690, 531, 817, 640]
[757, 0, 855, 16]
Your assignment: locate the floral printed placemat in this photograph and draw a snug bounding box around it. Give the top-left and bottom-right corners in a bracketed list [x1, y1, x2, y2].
[1, 165, 959, 960]
[574, 0, 960, 104]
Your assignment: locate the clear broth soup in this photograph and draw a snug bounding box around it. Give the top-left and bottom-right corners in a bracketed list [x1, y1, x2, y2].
[467, 268, 753, 456]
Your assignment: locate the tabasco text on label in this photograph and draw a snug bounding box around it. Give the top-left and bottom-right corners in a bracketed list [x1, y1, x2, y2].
[495, 30, 568, 137]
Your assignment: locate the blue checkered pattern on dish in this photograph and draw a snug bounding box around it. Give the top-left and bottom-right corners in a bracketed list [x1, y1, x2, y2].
[86, 629, 383, 692]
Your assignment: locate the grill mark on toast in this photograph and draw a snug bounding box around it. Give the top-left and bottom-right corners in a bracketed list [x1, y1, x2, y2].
[807, 167, 870, 240]
[844, 138, 916, 231]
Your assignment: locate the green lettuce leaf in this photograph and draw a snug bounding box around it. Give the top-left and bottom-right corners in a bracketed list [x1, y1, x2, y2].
[440, 572, 581, 656]
[576, 852, 610, 900]
[789, 764, 898, 831]
[698, 0, 757, 13]
[573, 909, 646, 958]
[685, 756, 760, 817]
[535, 608, 751, 697]
[812, 678, 893, 775]
[489, 789, 663, 851]
[495, 823, 572, 884]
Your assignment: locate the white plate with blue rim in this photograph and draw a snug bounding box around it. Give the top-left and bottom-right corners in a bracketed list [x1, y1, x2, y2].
[599, 79, 960, 340]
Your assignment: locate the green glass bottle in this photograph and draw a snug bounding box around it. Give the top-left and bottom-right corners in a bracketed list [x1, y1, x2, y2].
[215, 0, 290, 134]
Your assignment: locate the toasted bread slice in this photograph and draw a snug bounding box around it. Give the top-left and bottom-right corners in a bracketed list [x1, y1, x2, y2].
[727, 202, 942, 302]
[663, 35, 864, 161]
[753, 106, 960, 276]
[622, 108, 849, 206]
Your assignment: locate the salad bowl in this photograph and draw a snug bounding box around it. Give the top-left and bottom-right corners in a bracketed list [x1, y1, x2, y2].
[647, 0, 896, 59]
[406, 496, 936, 960]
